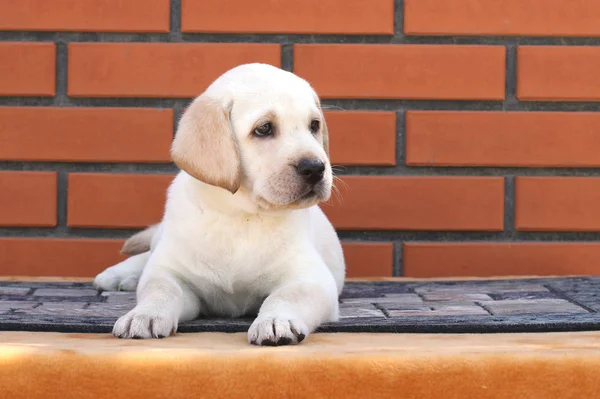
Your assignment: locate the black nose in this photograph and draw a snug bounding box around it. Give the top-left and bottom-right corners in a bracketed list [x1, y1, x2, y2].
[296, 158, 325, 185]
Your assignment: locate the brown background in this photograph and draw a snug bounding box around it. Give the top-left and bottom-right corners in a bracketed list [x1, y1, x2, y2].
[2, 0, 600, 278]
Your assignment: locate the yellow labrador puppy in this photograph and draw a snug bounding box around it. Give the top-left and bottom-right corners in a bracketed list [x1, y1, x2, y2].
[93, 63, 346, 346]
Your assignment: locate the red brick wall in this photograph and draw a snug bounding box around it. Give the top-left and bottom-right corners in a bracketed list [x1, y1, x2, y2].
[2, 0, 600, 278]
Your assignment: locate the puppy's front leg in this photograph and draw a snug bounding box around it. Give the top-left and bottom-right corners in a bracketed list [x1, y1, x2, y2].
[93, 251, 149, 292]
[112, 268, 200, 339]
[248, 266, 339, 346]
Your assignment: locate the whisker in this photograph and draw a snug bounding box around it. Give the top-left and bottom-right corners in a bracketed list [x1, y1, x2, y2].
[331, 177, 346, 206]
[333, 175, 349, 191]
[332, 186, 343, 206]
[321, 104, 346, 111]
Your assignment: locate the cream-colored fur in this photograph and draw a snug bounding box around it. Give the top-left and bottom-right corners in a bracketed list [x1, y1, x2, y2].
[93, 63, 345, 346]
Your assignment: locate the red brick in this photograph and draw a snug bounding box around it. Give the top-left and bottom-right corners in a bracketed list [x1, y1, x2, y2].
[0, 238, 126, 277]
[342, 242, 394, 277]
[0, 107, 173, 163]
[326, 111, 396, 166]
[0, 0, 169, 32]
[68, 43, 281, 98]
[182, 0, 393, 34]
[323, 176, 504, 231]
[0, 42, 55, 96]
[404, 0, 600, 37]
[515, 177, 600, 231]
[518, 46, 600, 101]
[0, 172, 57, 227]
[294, 44, 505, 100]
[0, 238, 393, 278]
[406, 111, 600, 167]
[67, 174, 503, 231]
[404, 242, 600, 277]
[67, 174, 173, 228]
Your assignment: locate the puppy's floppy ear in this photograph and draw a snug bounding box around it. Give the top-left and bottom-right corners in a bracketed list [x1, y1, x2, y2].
[312, 91, 330, 158]
[171, 95, 241, 193]
[321, 113, 330, 158]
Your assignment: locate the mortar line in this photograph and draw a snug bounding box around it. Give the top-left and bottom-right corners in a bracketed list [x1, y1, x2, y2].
[281, 44, 294, 72]
[394, 0, 405, 39]
[5, 30, 600, 45]
[169, 0, 182, 41]
[504, 44, 518, 110]
[396, 109, 406, 168]
[394, 241, 403, 277]
[504, 176, 516, 234]
[55, 170, 69, 230]
[55, 42, 68, 105]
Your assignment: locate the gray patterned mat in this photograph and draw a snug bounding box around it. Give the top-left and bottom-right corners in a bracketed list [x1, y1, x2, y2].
[1, 277, 600, 334]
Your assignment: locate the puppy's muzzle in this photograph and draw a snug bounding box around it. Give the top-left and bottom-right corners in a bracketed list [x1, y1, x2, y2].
[296, 158, 325, 186]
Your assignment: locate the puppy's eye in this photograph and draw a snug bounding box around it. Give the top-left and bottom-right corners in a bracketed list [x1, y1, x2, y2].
[254, 122, 273, 138]
[310, 120, 320, 134]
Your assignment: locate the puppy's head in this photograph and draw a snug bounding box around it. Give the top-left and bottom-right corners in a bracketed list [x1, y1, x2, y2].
[171, 63, 332, 211]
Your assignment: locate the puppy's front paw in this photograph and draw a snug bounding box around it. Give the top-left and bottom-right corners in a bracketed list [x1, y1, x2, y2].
[112, 307, 177, 339]
[93, 267, 138, 292]
[248, 315, 309, 346]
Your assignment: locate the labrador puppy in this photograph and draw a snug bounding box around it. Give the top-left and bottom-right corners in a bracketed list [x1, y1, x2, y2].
[93, 63, 346, 346]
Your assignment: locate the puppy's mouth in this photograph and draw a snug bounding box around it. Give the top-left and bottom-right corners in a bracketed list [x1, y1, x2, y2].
[290, 185, 328, 206]
[298, 189, 317, 201]
[256, 186, 327, 211]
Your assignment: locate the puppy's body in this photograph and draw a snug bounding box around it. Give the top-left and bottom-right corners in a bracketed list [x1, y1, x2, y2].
[94, 63, 345, 345]
[143, 172, 344, 319]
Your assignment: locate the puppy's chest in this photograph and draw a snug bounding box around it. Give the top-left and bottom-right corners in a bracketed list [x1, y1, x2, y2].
[179, 218, 291, 317]
[180, 215, 292, 285]
[206, 215, 285, 253]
